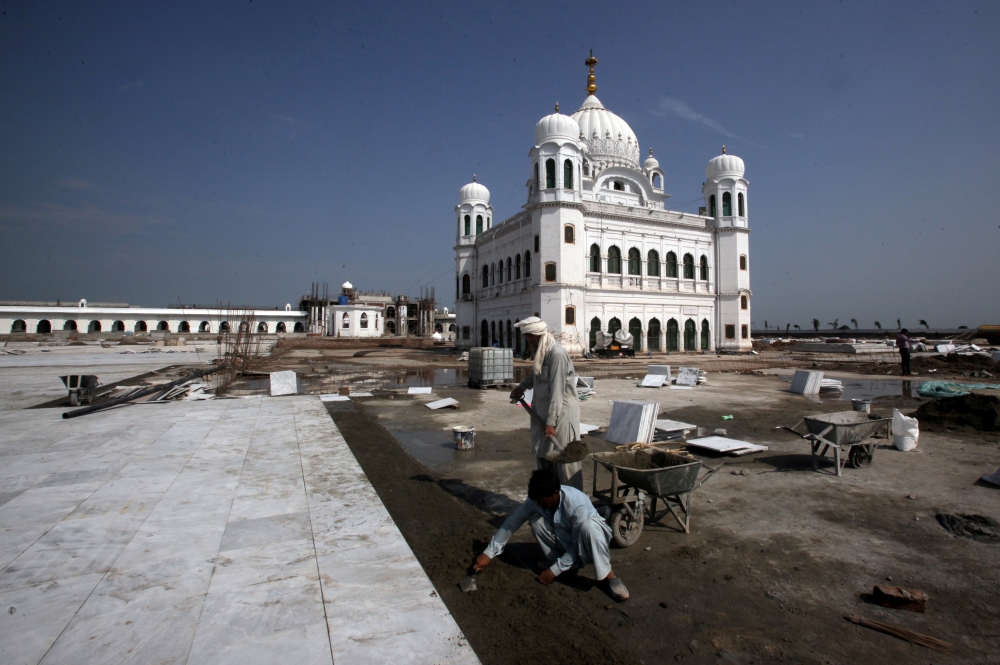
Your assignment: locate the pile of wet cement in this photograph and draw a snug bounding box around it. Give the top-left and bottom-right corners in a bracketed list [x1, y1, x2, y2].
[327, 402, 637, 665]
[913, 393, 1000, 431]
[549, 439, 590, 464]
[935, 513, 1000, 543]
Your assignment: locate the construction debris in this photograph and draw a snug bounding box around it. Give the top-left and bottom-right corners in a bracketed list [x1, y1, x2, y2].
[790, 370, 823, 395]
[426, 397, 459, 410]
[408, 386, 433, 395]
[269, 370, 300, 396]
[871, 585, 929, 613]
[686, 436, 768, 456]
[844, 614, 950, 652]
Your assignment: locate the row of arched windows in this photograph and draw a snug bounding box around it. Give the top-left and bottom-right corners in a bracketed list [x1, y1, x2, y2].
[463, 213, 491, 236]
[535, 158, 577, 191]
[479, 251, 531, 289]
[480, 318, 524, 352]
[588, 245, 709, 280]
[707, 192, 745, 217]
[10, 319, 305, 334]
[589, 317, 711, 352]
[341, 312, 377, 330]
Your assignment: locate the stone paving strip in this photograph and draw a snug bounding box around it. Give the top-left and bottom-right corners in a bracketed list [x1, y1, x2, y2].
[0, 395, 479, 665]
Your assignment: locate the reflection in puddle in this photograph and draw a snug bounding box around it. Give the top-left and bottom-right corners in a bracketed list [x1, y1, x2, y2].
[380, 367, 530, 389]
[392, 430, 478, 466]
[835, 378, 925, 401]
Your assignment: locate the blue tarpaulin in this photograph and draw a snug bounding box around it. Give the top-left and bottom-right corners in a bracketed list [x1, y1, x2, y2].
[917, 381, 1000, 398]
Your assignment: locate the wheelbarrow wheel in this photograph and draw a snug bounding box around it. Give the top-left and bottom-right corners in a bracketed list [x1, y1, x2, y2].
[849, 445, 873, 468]
[610, 505, 644, 548]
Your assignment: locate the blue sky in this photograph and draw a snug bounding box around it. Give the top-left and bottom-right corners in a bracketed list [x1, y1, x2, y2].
[1, 1, 997, 329]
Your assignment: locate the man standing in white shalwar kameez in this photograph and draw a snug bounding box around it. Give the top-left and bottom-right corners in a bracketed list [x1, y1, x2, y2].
[509, 317, 583, 490]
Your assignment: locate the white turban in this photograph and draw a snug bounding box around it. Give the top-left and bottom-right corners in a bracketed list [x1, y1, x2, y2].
[515, 317, 547, 336]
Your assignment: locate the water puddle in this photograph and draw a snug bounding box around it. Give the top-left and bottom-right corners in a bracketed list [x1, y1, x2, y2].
[392, 430, 478, 466]
[835, 378, 925, 401]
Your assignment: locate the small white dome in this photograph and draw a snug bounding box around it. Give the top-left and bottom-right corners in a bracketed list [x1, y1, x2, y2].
[535, 106, 581, 145]
[342, 281, 353, 289]
[459, 177, 490, 204]
[706, 148, 745, 179]
[643, 149, 660, 171]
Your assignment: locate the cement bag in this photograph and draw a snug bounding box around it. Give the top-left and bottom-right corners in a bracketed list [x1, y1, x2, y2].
[892, 408, 919, 451]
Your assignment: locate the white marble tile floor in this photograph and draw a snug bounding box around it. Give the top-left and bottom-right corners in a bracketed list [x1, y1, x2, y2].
[0, 392, 479, 665]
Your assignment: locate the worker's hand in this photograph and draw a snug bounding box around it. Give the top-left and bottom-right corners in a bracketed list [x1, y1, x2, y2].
[509, 386, 524, 402]
[536, 567, 557, 585]
[473, 553, 491, 572]
[544, 425, 557, 440]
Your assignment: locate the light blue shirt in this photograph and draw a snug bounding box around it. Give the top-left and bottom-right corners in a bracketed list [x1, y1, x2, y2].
[483, 485, 606, 576]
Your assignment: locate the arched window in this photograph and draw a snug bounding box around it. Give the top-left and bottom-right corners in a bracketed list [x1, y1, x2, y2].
[607, 246, 621, 274]
[652, 173, 661, 188]
[647, 318, 661, 351]
[589, 317, 601, 350]
[583, 160, 589, 176]
[387, 306, 395, 318]
[738, 192, 745, 216]
[722, 192, 732, 216]
[490, 262, 495, 286]
[741, 295, 748, 310]
[112, 320, 125, 332]
[709, 194, 717, 217]
[240, 321, 250, 332]
[740, 255, 747, 271]
[627, 248, 641, 275]
[275, 322, 286, 333]
[563, 159, 573, 189]
[482, 265, 489, 288]
[613, 180, 624, 191]
[589, 244, 601, 272]
[293, 322, 304, 333]
[360, 313, 368, 329]
[487, 217, 490, 228]
[11, 319, 26, 333]
[220, 322, 231, 333]
[608, 317, 622, 336]
[135, 321, 147, 333]
[545, 159, 556, 188]
[683, 254, 695, 279]
[515, 320, 522, 354]
[342, 313, 350, 328]
[700, 255, 709, 281]
[88, 320, 102, 333]
[386, 320, 396, 335]
[564, 225, 574, 243]
[684, 320, 697, 350]
[629, 318, 643, 352]
[544, 262, 556, 282]
[515, 254, 521, 279]
[434, 323, 443, 333]
[667, 318, 679, 351]
[157, 321, 169, 331]
[476, 215, 483, 234]
[565, 307, 575, 325]
[462, 274, 470, 295]
[701, 319, 711, 350]
[666, 252, 678, 278]
[64, 320, 78, 331]
[449, 324, 456, 332]
[179, 321, 191, 333]
[464, 215, 470, 235]
[506, 257, 512, 280]
[256, 322, 267, 333]
[36, 320, 51, 334]
[524, 251, 531, 278]
[490, 320, 497, 345]
[506, 320, 513, 348]
[647, 250, 660, 276]
[498, 260, 504, 283]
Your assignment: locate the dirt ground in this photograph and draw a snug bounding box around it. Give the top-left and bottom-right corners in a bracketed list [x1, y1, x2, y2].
[328, 371, 1000, 664]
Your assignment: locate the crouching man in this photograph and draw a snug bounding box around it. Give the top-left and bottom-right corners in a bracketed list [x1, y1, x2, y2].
[472, 469, 629, 601]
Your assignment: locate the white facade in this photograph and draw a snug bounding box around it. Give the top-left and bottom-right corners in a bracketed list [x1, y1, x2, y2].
[454, 57, 752, 354]
[329, 305, 383, 337]
[1, 303, 307, 335]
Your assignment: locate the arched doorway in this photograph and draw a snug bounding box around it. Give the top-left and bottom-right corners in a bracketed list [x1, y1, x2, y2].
[667, 319, 679, 351]
[112, 321, 125, 332]
[608, 317, 622, 336]
[628, 318, 643, 352]
[491, 321, 497, 345]
[684, 319, 697, 350]
[257, 322, 267, 333]
[37, 320, 52, 334]
[293, 322, 304, 332]
[701, 319, 711, 350]
[386, 320, 395, 335]
[88, 320, 102, 333]
[220, 322, 231, 333]
[135, 321, 147, 333]
[200, 321, 211, 332]
[157, 321, 169, 331]
[506, 320, 513, 348]
[178, 321, 191, 333]
[64, 320, 78, 331]
[589, 317, 601, 351]
[480, 320, 489, 347]
[11, 319, 26, 333]
[647, 318, 661, 352]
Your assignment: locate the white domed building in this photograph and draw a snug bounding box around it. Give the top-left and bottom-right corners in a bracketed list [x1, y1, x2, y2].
[454, 54, 752, 353]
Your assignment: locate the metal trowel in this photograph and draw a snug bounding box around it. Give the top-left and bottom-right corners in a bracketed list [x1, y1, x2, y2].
[459, 573, 478, 593]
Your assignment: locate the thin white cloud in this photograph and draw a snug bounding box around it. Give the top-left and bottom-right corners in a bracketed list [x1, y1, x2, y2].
[652, 96, 757, 145]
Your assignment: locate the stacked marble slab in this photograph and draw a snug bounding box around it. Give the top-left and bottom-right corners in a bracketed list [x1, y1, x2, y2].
[790, 370, 824, 395]
[606, 400, 659, 445]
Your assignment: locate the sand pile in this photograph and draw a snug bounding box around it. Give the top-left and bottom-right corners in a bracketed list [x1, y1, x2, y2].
[913, 393, 1000, 431]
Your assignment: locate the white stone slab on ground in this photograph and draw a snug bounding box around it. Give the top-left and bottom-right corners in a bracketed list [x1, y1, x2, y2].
[639, 374, 667, 388]
[407, 386, 433, 395]
[580, 423, 600, 435]
[675, 367, 700, 387]
[790, 370, 824, 395]
[320, 394, 350, 402]
[269, 370, 299, 396]
[648, 365, 671, 381]
[606, 400, 659, 445]
[686, 436, 769, 456]
[426, 397, 459, 409]
[0, 396, 479, 665]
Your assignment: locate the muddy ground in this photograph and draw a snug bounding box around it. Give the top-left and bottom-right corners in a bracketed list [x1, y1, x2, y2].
[328, 372, 1000, 664]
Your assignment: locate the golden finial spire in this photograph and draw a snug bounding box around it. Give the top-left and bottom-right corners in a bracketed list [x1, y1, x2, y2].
[721, 145, 726, 154]
[649, 147, 653, 156]
[585, 50, 598, 96]
[555, 102, 559, 112]
[473, 174, 477, 182]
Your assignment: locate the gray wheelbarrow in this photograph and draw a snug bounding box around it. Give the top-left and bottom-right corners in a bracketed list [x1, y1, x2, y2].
[773, 411, 891, 477]
[591, 449, 718, 547]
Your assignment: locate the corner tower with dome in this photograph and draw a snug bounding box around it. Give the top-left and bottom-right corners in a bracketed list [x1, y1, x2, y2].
[453, 52, 752, 354]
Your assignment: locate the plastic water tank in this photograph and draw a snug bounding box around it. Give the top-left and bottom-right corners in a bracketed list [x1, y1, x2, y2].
[338, 295, 349, 305]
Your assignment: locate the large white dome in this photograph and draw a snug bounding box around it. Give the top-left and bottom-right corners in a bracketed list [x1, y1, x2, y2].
[459, 177, 490, 204]
[571, 95, 640, 169]
[706, 149, 745, 179]
[535, 108, 581, 146]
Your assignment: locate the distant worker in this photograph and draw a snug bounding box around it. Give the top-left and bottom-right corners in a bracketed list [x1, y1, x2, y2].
[510, 317, 582, 490]
[896, 328, 911, 376]
[472, 469, 628, 601]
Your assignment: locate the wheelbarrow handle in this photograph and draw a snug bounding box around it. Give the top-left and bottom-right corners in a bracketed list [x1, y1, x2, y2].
[772, 426, 805, 438]
[693, 463, 723, 491]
